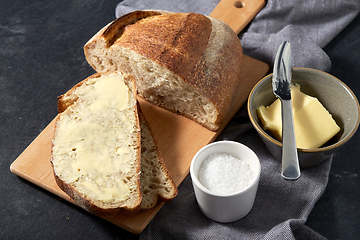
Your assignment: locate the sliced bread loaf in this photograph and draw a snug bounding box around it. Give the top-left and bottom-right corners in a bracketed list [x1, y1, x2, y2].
[51, 72, 142, 216]
[84, 10, 243, 131]
[138, 107, 178, 209]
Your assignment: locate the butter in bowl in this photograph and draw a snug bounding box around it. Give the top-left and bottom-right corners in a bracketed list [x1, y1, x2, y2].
[190, 141, 261, 223]
[257, 83, 340, 150]
[248, 67, 360, 168]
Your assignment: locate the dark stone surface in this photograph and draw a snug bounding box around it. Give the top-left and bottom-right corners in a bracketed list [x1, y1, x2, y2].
[1, 1, 359, 239]
[305, 12, 360, 239]
[1, 1, 139, 239]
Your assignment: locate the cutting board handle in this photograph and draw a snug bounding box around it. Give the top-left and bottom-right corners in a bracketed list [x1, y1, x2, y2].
[210, 0, 265, 35]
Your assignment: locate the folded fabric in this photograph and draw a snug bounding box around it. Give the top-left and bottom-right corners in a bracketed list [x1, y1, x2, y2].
[239, 0, 360, 71]
[240, 25, 332, 72]
[113, 1, 360, 239]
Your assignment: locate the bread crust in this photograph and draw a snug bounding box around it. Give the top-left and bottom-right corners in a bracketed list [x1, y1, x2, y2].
[51, 72, 142, 216]
[116, 12, 212, 80]
[102, 10, 162, 48]
[84, 10, 243, 131]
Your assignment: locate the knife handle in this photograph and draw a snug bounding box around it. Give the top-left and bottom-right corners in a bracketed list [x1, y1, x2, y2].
[281, 99, 301, 180]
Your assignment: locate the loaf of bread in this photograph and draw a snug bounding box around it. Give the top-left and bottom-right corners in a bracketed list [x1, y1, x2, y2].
[84, 10, 243, 131]
[51, 72, 142, 216]
[138, 107, 177, 209]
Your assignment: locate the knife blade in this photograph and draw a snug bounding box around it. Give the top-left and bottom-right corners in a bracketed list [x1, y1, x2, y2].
[272, 41, 300, 180]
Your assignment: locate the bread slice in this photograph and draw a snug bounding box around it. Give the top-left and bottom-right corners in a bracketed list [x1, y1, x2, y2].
[138, 107, 178, 209]
[84, 10, 243, 131]
[51, 72, 142, 216]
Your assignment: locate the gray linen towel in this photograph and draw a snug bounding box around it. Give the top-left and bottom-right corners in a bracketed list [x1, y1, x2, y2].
[114, 1, 360, 239]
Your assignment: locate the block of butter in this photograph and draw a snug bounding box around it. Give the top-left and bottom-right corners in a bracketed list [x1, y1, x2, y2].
[257, 84, 340, 149]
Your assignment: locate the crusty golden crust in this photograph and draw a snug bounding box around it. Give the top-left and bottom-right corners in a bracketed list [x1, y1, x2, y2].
[116, 13, 212, 80]
[51, 72, 142, 216]
[57, 82, 82, 113]
[103, 10, 162, 48]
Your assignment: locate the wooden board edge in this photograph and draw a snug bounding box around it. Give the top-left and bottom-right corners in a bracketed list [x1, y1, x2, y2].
[210, 0, 266, 35]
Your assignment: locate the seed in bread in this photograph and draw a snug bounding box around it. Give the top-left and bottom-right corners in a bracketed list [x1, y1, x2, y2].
[51, 72, 142, 216]
[84, 10, 243, 131]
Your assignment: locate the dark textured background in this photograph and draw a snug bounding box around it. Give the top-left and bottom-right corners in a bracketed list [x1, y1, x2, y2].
[1, 1, 359, 239]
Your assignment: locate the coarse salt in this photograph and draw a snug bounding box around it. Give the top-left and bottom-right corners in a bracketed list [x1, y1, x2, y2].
[198, 153, 254, 195]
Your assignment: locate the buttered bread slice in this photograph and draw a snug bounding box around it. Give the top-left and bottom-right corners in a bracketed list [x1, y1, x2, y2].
[51, 72, 142, 215]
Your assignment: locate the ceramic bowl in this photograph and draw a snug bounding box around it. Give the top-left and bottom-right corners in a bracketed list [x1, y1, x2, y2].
[248, 67, 360, 168]
[190, 141, 261, 223]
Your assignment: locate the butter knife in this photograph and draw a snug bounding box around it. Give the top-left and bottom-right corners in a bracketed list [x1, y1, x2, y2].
[272, 41, 300, 180]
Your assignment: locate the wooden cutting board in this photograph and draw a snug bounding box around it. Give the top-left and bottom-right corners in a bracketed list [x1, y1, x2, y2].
[10, 0, 268, 235]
